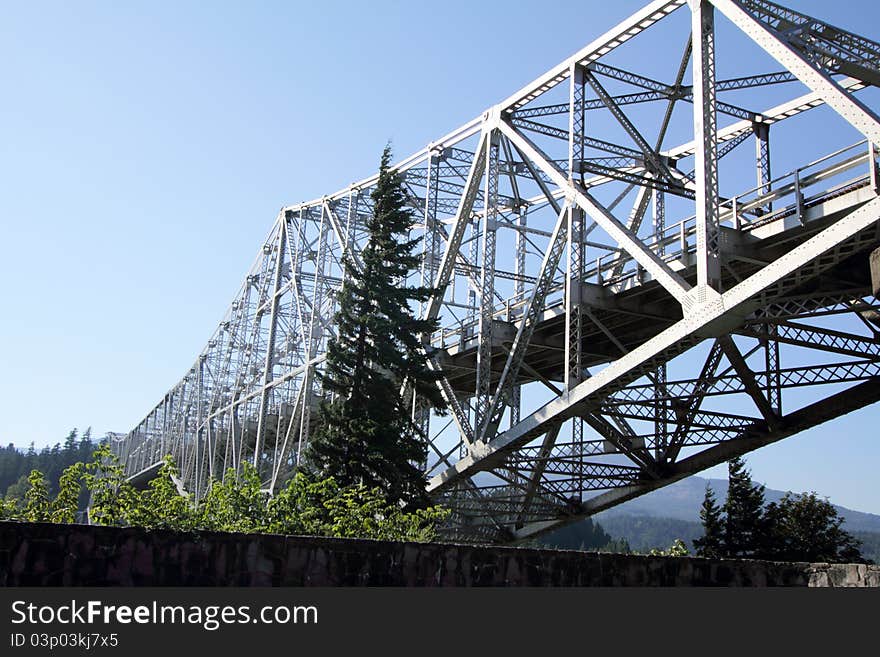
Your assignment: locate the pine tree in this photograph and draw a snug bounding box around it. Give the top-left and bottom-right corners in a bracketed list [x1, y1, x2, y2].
[723, 456, 766, 558]
[306, 144, 446, 508]
[694, 485, 725, 558]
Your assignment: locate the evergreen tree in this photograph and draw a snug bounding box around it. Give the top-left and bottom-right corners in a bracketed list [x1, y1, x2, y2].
[306, 144, 446, 508]
[693, 485, 725, 558]
[64, 428, 78, 453]
[762, 492, 862, 562]
[723, 456, 766, 558]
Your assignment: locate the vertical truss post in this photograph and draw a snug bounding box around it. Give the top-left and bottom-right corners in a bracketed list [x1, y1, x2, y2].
[195, 356, 205, 499]
[254, 221, 286, 478]
[297, 208, 328, 465]
[754, 120, 772, 215]
[474, 131, 500, 439]
[653, 187, 666, 259]
[467, 216, 479, 334]
[420, 150, 442, 320]
[870, 140, 879, 193]
[161, 393, 170, 458]
[763, 320, 782, 416]
[568, 62, 586, 494]
[511, 205, 527, 428]
[414, 150, 442, 466]
[652, 188, 669, 458]
[692, 0, 721, 294]
[565, 209, 586, 371]
[344, 187, 357, 255]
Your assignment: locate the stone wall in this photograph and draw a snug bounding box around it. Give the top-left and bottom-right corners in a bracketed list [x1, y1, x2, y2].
[1, 521, 877, 586]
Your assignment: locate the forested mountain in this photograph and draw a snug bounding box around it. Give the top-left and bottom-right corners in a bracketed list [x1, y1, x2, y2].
[0, 429, 97, 498]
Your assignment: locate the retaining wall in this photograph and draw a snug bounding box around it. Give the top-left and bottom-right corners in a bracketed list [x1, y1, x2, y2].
[1, 521, 877, 586]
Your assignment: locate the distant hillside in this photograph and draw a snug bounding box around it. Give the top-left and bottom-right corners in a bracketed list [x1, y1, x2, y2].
[562, 515, 880, 563]
[594, 515, 703, 553]
[535, 475, 880, 562]
[595, 475, 880, 533]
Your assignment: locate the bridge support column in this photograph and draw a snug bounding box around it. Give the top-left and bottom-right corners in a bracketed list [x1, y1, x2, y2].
[691, 0, 721, 295]
[474, 131, 500, 441]
[754, 121, 772, 215]
[567, 62, 586, 496]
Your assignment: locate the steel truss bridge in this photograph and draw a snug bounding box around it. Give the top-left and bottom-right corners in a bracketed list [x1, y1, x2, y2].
[113, 0, 880, 542]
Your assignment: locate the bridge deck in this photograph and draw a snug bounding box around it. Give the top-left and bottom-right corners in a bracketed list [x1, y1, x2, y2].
[437, 175, 877, 395]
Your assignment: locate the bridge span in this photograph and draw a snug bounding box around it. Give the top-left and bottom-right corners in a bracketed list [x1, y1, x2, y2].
[113, 0, 880, 542]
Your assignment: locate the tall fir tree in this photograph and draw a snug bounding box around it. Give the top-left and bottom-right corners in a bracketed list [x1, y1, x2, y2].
[723, 456, 766, 558]
[306, 144, 446, 508]
[693, 485, 725, 558]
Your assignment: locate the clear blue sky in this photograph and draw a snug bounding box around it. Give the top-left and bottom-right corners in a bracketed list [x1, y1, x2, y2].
[2, 1, 879, 512]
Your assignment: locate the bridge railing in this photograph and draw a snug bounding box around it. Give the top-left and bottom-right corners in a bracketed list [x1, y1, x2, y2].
[424, 139, 879, 353]
[723, 139, 878, 231]
[606, 139, 880, 288]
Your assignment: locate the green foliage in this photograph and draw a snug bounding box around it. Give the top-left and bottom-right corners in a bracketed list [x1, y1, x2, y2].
[307, 144, 446, 509]
[196, 466, 449, 541]
[81, 443, 139, 526]
[0, 495, 17, 520]
[128, 456, 199, 531]
[197, 462, 268, 533]
[0, 447, 447, 543]
[52, 463, 84, 524]
[262, 473, 335, 536]
[23, 470, 51, 522]
[316, 481, 447, 542]
[693, 485, 724, 558]
[762, 492, 862, 563]
[648, 539, 689, 557]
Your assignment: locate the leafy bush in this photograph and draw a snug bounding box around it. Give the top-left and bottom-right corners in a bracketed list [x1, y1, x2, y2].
[0, 446, 447, 543]
[648, 539, 689, 557]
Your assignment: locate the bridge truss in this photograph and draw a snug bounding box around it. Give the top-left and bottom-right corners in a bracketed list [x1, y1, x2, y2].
[113, 0, 880, 542]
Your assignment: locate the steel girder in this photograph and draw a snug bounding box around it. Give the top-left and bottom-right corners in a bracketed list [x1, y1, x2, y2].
[114, 0, 880, 543]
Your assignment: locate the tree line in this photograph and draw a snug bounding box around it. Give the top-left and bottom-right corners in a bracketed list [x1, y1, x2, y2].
[693, 456, 863, 563]
[0, 428, 96, 499]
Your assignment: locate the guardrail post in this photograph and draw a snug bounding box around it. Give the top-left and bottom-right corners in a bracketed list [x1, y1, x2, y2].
[870, 141, 879, 194]
[794, 170, 804, 225]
